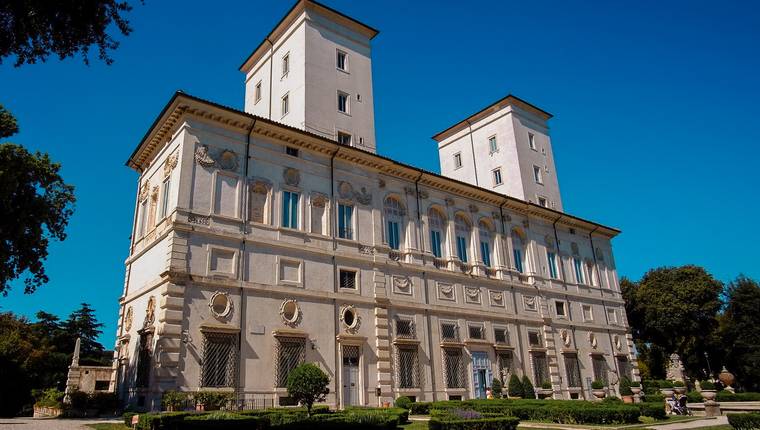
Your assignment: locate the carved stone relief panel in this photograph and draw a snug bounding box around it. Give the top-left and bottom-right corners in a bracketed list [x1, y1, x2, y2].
[392, 275, 413, 295]
[437, 282, 456, 302]
[523, 295, 538, 312]
[464, 286, 481, 304]
[489, 290, 505, 307]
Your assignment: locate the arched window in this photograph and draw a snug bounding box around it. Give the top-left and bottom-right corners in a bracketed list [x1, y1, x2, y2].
[249, 181, 271, 224]
[479, 220, 494, 267]
[454, 214, 471, 263]
[310, 195, 328, 235]
[384, 197, 405, 250]
[511, 228, 525, 273]
[428, 207, 446, 258]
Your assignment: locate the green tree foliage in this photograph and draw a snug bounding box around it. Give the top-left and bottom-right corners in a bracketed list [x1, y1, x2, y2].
[507, 374, 523, 398]
[0, 105, 75, 296]
[286, 363, 330, 416]
[720, 276, 760, 392]
[0, 1, 139, 66]
[521, 375, 535, 399]
[0, 304, 107, 416]
[63, 303, 105, 361]
[622, 266, 723, 378]
[491, 378, 503, 398]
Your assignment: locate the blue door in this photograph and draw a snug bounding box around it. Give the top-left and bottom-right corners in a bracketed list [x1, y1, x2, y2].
[471, 352, 492, 399]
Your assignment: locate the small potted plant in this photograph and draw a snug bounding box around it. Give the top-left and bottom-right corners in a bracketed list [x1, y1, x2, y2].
[658, 380, 674, 397]
[592, 380, 606, 399]
[619, 377, 634, 403]
[673, 380, 686, 395]
[538, 381, 553, 399]
[699, 380, 716, 402]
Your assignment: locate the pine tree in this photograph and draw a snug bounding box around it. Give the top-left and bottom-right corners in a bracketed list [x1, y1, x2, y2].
[62, 303, 105, 362]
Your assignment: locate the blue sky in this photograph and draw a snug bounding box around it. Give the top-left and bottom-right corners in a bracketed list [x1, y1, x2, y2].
[1, 0, 758, 346]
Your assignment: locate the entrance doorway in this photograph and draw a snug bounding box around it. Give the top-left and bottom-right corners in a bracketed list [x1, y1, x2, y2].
[471, 351, 492, 399]
[342, 345, 360, 406]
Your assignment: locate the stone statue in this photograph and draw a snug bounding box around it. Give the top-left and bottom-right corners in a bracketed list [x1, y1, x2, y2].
[666, 353, 685, 382]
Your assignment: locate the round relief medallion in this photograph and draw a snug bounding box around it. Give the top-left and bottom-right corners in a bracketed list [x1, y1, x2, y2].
[280, 299, 301, 327]
[339, 304, 360, 332]
[209, 291, 233, 319]
[124, 306, 133, 332]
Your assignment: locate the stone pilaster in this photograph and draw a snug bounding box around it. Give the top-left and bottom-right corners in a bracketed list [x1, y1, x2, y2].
[154, 283, 186, 391]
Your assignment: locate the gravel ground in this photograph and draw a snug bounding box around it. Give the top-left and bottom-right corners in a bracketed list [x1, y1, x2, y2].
[0, 417, 122, 430]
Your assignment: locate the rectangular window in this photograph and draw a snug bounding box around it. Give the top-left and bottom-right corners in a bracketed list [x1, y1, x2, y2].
[488, 135, 498, 153]
[532, 352, 550, 386]
[592, 355, 609, 384]
[537, 197, 548, 207]
[582, 305, 593, 322]
[281, 94, 289, 117]
[494, 328, 509, 344]
[513, 249, 523, 273]
[397, 346, 420, 388]
[281, 191, 299, 229]
[617, 356, 632, 380]
[574, 258, 584, 284]
[94, 380, 110, 391]
[337, 131, 352, 146]
[387, 220, 400, 250]
[135, 331, 152, 388]
[555, 301, 566, 317]
[338, 204, 353, 239]
[430, 230, 442, 258]
[282, 53, 289, 76]
[395, 319, 415, 339]
[533, 165, 543, 184]
[339, 269, 356, 289]
[137, 200, 148, 238]
[468, 325, 484, 340]
[255, 81, 262, 103]
[444, 348, 465, 388]
[547, 251, 558, 279]
[337, 91, 349, 113]
[456, 236, 468, 262]
[492, 168, 502, 186]
[286, 146, 299, 157]
[441, 322, 459, 341]
[528, 330, 542, 347]
[564, 353, 582, 388]
[201, 332, 238, 388]
[607, 308, 618, 325]
[454, 152, 462, 169]
[160, 177, 171, 219]
[528, 132, 536, 150]
[480, 241, 491, 267]
[336, 50, 347, 71]
[276, 337, 305, 387]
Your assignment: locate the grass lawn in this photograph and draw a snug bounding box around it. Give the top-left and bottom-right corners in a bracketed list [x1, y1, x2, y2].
[400, 421, 429, 430]
[87, 424, 130, 430]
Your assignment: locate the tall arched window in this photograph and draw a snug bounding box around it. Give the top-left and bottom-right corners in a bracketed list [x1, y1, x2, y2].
[479, 219, 494, 267]
[428, 207, 446, 258]
[384, 197, 405, 250]
[454, 214, 471, 263]
[511, 229, 525, 273]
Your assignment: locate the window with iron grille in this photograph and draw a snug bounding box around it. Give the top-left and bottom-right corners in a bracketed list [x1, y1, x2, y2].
[443, 348, 465, 388]
[276, 337, 305, 387]
[494, 328, 509, 344]
[497, 352, 513, 383]
[616, 356, 632, 381]
[564, 353, 582, 388]
[395, 319, 415, 339]
[592, 355, 609, 384]
[468, 325, 484, 340]
[201, 331, 238, 388]
[528, 330, 542, 347]
[135, 331, 152, 388]
[531, 352, 550, 386]
[339, 270, 356, 289]
[441, 322, 459, 341]
[396, 346, 420, 388]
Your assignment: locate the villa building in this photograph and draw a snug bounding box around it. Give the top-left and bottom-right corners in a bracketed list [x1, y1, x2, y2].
[114, 0, 638, 410]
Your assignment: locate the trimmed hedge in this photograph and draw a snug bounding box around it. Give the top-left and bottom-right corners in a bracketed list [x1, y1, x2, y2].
[180, 412, 267, 429]
[718, 391, 760, 402]
[728, 413, 760, 430]
[411, 402, 432, 415]
[429, 416, 520, 430]
[638, 402, 666, 420]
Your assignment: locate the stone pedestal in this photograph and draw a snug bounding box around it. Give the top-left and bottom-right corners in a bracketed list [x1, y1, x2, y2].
[704, 401, 721, 417]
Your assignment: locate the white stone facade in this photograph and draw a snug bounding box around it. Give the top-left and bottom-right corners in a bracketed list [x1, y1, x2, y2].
[114, 0, 637, 411]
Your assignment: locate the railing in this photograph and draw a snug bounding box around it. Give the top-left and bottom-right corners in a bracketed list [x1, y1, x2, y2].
[433, 258, 447, 270]
[389, 250, 402, 261]
[485, 267, 497, 277]
[459, 262, 471, 274]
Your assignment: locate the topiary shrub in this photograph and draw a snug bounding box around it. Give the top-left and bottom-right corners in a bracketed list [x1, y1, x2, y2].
[394, 396, 412, 410]
[541, 381, 552, 390]
[162, 390, 190, 411]
[591, 380, 605, 390]
[286, 363, 330, 417]
[194, 391, 233, 411]
[728, 412, 760, 430]
[521, 376, 535, 399]
[619, 377, 633, 396]
[700, 380, 716, 390]
[491, 378, 503, 398]
[410, 402, 431, 415]
[673, 380, 685, 388]
[507, 374, 523, 398]
[658, 380, 674, 388]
